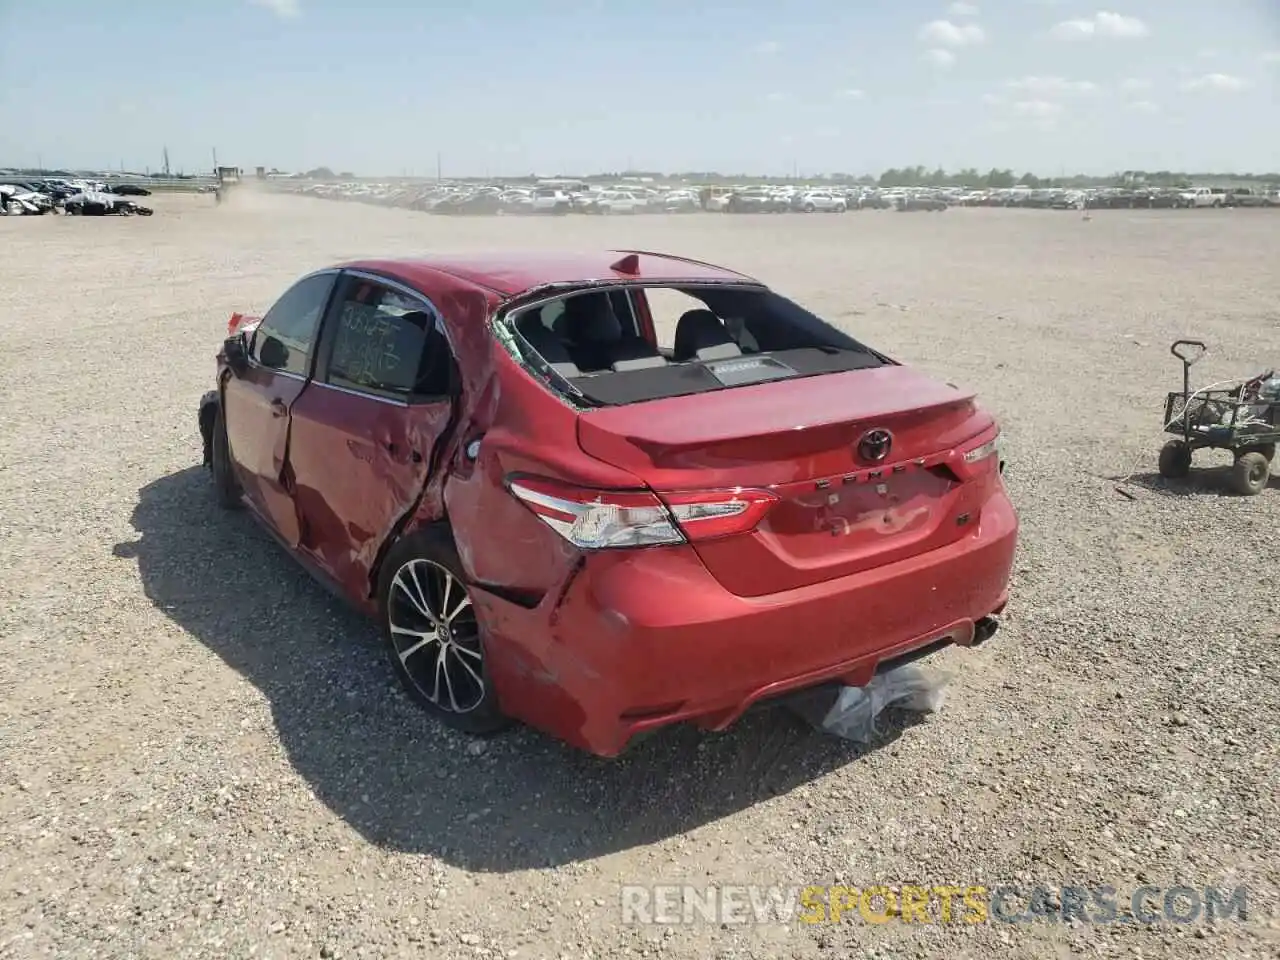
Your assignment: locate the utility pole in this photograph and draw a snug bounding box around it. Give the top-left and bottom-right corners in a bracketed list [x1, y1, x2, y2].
[162, 147, 171, 177]
[212, 147, 218, 175]
[436, 152, 442, 182]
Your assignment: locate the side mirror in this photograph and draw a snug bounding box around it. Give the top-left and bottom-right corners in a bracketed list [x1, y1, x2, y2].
[257, 335, 289, 370]
[223, 333, 249, 375]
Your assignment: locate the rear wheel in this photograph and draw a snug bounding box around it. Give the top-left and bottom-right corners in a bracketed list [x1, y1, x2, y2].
[210, 403, 242, 508]
[1230, 452, 1270, 496]
[1158, 440, 1191, 479]
[377, 528, 509, 736]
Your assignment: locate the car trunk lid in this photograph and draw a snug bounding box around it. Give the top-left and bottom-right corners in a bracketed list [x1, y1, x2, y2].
[576, 365, 994, 596]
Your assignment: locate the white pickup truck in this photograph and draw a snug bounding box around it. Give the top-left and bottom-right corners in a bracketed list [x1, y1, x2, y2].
[530, 187, 571, 214]
[1178, 187, 1226, 209]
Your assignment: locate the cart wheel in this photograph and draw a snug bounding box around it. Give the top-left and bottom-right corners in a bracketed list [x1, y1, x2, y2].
[1158, 440, 1192, 479]
[1230, 452, 1271, 496]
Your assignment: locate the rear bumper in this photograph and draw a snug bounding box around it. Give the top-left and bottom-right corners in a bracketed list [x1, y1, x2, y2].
[475, 490, 1018, 757]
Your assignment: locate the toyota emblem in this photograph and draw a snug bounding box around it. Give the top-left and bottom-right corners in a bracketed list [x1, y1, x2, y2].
[857, 429, 893, 462]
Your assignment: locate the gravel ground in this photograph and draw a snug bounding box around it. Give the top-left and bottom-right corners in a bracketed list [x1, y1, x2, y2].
[1, 192, 1278, 960]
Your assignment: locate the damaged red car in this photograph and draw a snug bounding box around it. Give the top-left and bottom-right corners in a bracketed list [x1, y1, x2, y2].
[197, 251, 1017, 756]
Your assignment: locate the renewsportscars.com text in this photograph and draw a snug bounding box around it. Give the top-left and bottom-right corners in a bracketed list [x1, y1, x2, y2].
[620, 884, 1249, 926]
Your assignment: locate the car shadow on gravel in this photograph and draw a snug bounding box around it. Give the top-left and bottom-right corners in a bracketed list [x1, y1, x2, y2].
[1121, 468, 1280, 497]
[116, 466, 925, 871]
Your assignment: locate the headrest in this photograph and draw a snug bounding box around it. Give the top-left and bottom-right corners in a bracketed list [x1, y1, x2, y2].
[562, 294, 622, 344]
[674, 309, 732, 359]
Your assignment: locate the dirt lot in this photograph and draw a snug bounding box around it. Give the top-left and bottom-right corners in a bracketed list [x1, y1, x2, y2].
[1, 192, 1278, 960]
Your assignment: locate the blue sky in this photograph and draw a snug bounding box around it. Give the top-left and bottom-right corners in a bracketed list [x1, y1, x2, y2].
[1, 0, 1277, 177]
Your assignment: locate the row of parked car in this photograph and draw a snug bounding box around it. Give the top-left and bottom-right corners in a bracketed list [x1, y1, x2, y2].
[276, 178, 1278, 216]
[0, 176, 155, 216]
[278, 180, 956, 215]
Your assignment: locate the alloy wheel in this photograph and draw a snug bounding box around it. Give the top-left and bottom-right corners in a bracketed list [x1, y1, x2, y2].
[387, 558, 485, 713]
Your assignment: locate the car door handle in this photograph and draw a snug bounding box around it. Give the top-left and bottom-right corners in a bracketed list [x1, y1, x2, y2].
[269, 398, 287, 417]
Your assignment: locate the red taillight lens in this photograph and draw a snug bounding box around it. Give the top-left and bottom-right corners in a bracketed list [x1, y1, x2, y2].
[228, 312, 244, 335]
[658, 488, 778, 542]
[506, 476, 776, 550]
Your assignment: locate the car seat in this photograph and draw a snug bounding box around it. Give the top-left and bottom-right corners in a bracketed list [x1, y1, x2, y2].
[673, 310, 743, 362]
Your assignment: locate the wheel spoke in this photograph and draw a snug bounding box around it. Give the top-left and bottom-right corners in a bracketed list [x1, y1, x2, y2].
[394, 629, 438, 665]
[431, 648, 446, 704]
[413, 563, 440, 623]
[445, 592, 472, 623]
[394, 569, 431, 619]
[391, 623, 437, 640]
[442, 655, 460, 711]
[451, 642, 482, 661]
[439, 571, 455, 622]
[450, 647, 483, 687]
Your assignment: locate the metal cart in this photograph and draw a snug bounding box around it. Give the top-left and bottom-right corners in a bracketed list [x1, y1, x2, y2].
[1158, 340, 1278, 495]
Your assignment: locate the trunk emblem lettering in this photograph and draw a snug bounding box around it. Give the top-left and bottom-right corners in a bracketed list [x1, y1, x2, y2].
[858, 429, 893, 462]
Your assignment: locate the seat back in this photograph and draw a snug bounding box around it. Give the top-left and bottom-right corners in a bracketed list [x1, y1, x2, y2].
[674, 309, 743, 362]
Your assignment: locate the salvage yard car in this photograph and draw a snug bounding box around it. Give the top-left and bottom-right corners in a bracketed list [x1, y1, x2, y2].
[197, 252, 1017, 756]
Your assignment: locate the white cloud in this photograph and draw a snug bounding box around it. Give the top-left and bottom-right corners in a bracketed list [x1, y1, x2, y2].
[1050, 11, 1148, 40]
[918, 19, 986, 47]
[248, 0, 301, 18]
[764, 91, 787, 103]
[1261, 51, 1280, 64]
[981, 92, 1005, 105]
[1092, 11, 1148, 36]
[948, 1, 979, 15]
[1007, 76, 1099, 96]
[924, 48, 958, 67]
[1127, 100, 1159, 112]
[1182, 73, 1250, 92]
[837, 88, 866, 100]
[1120, 77, 1152, 92]
[753, 40, 780, 54]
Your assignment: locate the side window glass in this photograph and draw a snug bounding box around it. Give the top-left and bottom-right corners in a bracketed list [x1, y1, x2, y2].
[251, 274, 333, 376]
[328, 280, 453, 398]
[538, 299, 565, 333]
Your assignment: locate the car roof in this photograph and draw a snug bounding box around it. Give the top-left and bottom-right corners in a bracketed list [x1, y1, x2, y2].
[339, 251, 758, 298]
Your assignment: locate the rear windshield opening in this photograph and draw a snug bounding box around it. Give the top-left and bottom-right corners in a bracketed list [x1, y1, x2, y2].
[503, 284, 890, 406]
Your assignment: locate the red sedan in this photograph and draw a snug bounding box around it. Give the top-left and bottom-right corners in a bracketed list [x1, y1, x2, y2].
[197, 251, 1017, 756]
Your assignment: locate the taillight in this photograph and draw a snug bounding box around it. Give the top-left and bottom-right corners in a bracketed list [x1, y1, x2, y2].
[506, 476, 776, 550]
[962, 431, 1002, 464]
[228, 312, 244, 335]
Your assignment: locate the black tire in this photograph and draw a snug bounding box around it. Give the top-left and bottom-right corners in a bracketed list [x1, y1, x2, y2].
[1230, 452, 1270, 496]
[376, 526, 509, 736]
[803, 203, 815, 213]
[210, 403, 242, 508]
[1158, 440, 1192, 479]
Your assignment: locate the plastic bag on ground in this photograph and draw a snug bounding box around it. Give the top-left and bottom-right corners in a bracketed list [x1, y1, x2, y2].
[786, 663, 954, 743]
